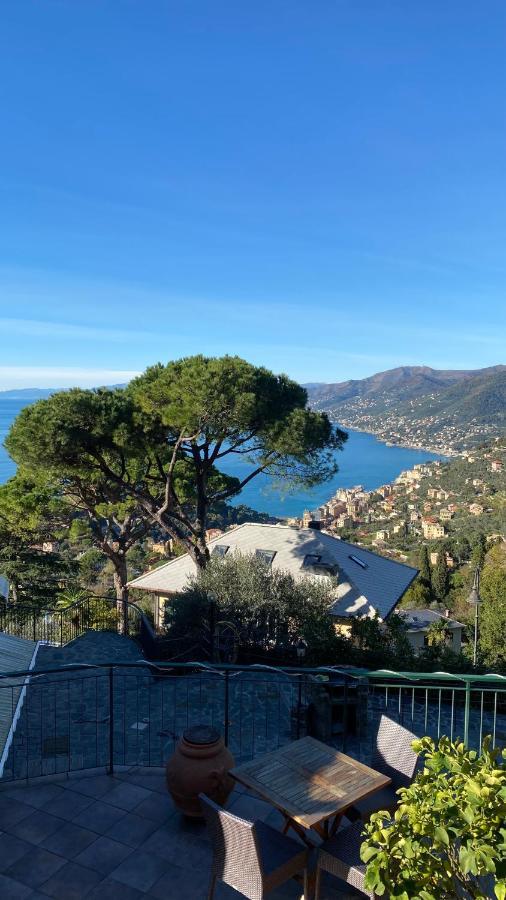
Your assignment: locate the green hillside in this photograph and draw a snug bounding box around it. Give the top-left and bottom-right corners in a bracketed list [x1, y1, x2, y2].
[397, 369, 506, 427]
[307, 366, 506, 452]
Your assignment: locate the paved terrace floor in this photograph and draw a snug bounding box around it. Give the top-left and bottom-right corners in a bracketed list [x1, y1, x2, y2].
[0, 767, 358, 899]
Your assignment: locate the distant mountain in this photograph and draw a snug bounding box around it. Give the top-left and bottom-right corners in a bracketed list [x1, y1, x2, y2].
[306, 365, 505, 410]
[306, 365, 506, 452]
[398, 368, 506, 426]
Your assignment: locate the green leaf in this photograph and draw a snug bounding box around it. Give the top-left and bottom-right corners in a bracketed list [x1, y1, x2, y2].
[461, 806, 475, 825]
[459, 847, 478, 875]
[495, 882, 506, 900]
[434, 826, 449, 846]
[360, 844, 378, 863]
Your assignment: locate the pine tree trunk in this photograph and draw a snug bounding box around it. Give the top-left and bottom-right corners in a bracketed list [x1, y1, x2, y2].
[113, 556, 129, 636]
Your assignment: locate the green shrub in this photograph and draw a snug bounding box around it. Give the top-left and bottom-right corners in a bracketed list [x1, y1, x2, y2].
[164, 552, 345, 664]
[361, 735, 506, 900]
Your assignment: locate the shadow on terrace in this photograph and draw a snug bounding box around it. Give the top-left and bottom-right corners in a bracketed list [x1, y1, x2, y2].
[0, 628, 504, 898]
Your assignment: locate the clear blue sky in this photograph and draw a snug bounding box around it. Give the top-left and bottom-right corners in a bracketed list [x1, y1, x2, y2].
[0, 1, 505, 389]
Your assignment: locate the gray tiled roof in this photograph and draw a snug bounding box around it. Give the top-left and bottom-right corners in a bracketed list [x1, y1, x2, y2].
[0, 633, 39, 773]
[128, 523, 418, 621]
[398, 608, 465, 631]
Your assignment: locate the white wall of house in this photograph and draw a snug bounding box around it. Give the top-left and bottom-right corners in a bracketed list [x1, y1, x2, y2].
[406, 627, 463, 653]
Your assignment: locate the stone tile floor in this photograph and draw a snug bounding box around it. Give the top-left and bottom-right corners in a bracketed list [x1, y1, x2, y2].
[0, 767, 359, 899]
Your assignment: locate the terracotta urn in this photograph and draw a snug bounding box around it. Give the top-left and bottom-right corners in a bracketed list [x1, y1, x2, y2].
[166, 725, 235, 817]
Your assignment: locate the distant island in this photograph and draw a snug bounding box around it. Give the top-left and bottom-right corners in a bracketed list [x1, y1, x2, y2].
[306, 364, 506, 454]
[0, 388, 57, 399]
[0, 383, 126, 400]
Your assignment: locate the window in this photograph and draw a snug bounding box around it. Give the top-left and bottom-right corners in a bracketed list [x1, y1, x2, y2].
[348, 554, 368, 570]
[301, 554, 321, 569]
[302, 555, 338, 577]
[212, 544, 230, 558]
[255, 549, 276, 567]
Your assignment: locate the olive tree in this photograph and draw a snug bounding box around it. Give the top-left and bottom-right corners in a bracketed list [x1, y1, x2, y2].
[165, 553, 345, 664]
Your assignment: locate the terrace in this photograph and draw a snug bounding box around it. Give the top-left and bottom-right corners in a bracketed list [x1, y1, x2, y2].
[2, 765, 346, 899]
[0, 638, 504, 898]
[0, 602, 504, 899]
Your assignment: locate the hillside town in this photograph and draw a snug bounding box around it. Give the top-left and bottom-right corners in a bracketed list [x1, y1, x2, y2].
[285, 437, 505, 569]
[326, 394, 499, 455]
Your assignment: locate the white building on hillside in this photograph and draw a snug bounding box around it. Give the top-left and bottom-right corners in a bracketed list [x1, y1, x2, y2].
[397, 608, 465, 653]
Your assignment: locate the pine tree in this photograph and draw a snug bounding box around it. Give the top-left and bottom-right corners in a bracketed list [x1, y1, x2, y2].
[418, 545, 431, 586]
[471, 533, 487, 571]
[432, 548, 449, 601]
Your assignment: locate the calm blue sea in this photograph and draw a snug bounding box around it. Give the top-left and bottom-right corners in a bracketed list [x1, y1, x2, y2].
[0, 399, 445, 517]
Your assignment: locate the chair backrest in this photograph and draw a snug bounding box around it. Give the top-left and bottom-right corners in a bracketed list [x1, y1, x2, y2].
[199, 793, 263, 897]
[371, 715, 419, 790]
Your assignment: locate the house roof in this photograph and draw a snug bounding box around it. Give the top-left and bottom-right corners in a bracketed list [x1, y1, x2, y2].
[128, 523, 418, 621]
[397, 608, 465, 632]
[0, 634, 40, 774]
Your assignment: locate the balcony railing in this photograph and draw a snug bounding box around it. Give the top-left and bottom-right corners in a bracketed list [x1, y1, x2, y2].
[0, 595, 162, 657]
[0, 661, 504, 783]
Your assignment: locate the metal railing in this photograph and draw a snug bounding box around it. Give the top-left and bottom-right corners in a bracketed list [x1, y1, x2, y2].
[0, 595, 159, 656]
[363, 668, 506, 752]
[0, 661, 504, 783]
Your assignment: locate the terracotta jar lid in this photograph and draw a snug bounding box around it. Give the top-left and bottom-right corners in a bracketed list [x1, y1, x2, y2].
[183, 725, 221, 746]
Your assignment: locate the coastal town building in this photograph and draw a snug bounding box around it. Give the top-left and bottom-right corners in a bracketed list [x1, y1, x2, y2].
[392, 523, 406, 535]
[430, 551, 454, 568]
[421, 517, 446, 540]
[151, 539, 174, 556]
[41, 540, 59, 554]
[205, 528, 225, 542]
[335, 513, 353, 529]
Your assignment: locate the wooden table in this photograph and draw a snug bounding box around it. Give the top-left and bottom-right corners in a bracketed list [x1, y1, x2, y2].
[230, 736, 391, 844]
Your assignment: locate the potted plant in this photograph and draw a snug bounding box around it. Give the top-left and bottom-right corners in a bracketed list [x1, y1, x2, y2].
[361, 735, 506, 900]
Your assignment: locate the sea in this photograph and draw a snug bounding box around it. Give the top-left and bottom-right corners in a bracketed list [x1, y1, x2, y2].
[0, 398, 445, 517]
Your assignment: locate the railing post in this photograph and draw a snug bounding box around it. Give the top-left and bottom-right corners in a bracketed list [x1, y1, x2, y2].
[463, 682, 471, 748]
[60, 612, 63, 647]
[108, 666, 114, 774]
[342, 676, 349, 752]
[296, 678, 303, 740]
[224, 670, 230, 747]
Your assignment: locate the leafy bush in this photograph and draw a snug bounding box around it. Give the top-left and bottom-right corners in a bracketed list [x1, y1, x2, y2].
[350, 612, 415, 670]
[361, 735, 506, 900]
[164, 552, 345, 664]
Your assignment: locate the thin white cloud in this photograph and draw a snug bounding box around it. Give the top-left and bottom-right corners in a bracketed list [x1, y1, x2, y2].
[0, 318, 157, 343]
[0, 367, 141, 391]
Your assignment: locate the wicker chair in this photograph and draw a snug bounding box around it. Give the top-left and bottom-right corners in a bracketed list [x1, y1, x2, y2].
[346, 714, 419, 822]
[199, 793, 310, 899]
[314, 821, 374, 900]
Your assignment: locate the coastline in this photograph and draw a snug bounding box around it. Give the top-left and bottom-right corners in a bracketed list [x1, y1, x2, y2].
[336, 421, 457, 459]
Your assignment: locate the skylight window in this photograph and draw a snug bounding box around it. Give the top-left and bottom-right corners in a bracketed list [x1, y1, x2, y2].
[348, 554, 368, 569]
[301, 554, 321, 569]
[255, 549, 276, 567]
[212, 544, 230, 558]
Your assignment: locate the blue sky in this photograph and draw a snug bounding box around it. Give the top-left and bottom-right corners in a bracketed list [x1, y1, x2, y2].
[0, 1, 505, 389]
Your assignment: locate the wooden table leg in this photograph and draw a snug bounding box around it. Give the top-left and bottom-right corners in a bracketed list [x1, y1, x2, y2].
[283, 815, 316, 846]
